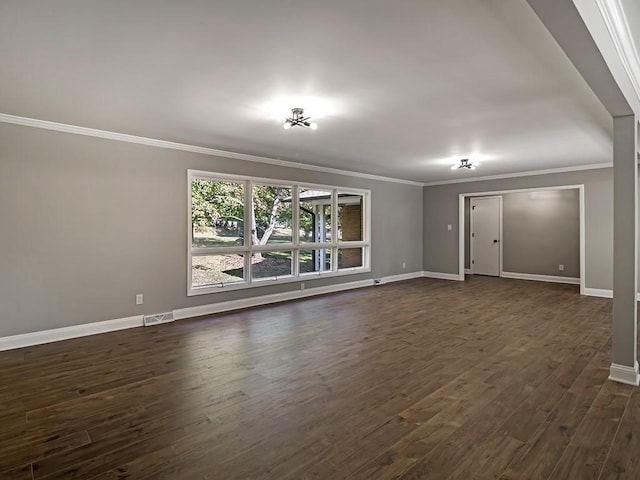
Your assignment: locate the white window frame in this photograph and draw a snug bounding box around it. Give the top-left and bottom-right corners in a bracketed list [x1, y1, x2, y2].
[188, 169, 371, 296]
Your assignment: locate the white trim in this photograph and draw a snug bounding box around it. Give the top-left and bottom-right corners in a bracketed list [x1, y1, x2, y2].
[4, 278, 638, 352]
[457, 184, 586, 197]
[458, 195, 466, 281]
[609, 361, 640, 386]
[579, 186, 586, 295]
[581, 289, 640, 300]
[500, 272, 580, 285]
[458, 185, 586, 296]
[187, 170, 194, 295]
[0, 113, 422, 187]
[0, 114, 619, 188]
[190, 169, 372, 195]
[500, 197, 504, 278]
[2, 277, 415, 352]
[0, 315, 143, 352]
[464, 268, 472, 274]
[470, 197, 475, 274]
[174, 279, 374, 320]
[378, 271, 424, 284]
[0, 278, 379, 351]
[422, 271, 463, 281]
[584, 288, 613, 298]
[423, 163, 612, 187]
[596, 0, 640, 106]
[190, 268, 372, 296]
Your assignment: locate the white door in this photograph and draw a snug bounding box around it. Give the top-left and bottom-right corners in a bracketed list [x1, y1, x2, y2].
[470, 197, 501, 276]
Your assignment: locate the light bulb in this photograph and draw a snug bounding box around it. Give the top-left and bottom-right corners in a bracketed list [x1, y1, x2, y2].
[283, 122, 291, 130]
[310, 122, 318, 130]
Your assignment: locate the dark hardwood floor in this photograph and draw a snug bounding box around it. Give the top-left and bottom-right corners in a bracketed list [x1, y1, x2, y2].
[0, 275, 637, 479]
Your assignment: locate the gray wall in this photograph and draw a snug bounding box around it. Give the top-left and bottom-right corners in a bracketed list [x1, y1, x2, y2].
[502, 190, 580, 277]
[463, 189, 580, 277]
[0, 122, 423, 337]
[424, 168, 613, 290]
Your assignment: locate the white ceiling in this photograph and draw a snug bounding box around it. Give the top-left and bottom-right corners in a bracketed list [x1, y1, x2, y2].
[0, 0, 619, 183]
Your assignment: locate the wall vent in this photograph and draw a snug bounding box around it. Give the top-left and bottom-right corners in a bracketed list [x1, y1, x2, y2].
[143, 312, 174, 327]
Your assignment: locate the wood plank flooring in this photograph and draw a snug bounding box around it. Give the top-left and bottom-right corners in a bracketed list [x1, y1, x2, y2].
[0, 275, 637, 479]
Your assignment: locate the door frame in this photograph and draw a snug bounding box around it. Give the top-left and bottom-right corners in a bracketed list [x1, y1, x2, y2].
[458, 184, 585, 295]
[470, 196, 503, 276]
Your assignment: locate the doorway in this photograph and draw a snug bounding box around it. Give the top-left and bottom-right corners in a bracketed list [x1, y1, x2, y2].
[457, 185, 585, 296]
[470, 196, 502, 276]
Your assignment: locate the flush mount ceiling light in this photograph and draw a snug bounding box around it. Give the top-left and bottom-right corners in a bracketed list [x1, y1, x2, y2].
[451, 158, 479, 170]
[284, 108, 318, 130]
[262, 96, 338, 121]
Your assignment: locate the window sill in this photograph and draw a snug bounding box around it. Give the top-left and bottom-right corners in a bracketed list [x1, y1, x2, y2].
[188, 267, 371, 297]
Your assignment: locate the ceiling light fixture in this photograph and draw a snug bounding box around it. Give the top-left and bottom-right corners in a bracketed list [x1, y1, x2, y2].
[284, 108, 318, 130]
[451, 158, 478, 170]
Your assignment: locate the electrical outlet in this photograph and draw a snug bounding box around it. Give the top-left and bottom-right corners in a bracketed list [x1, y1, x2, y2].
[447, 224, 453, 231]
[136, 293, 143, 305]
[558, 264, 564, 272]
[402, 262, 406, 269]
[300, 282, 305, 291]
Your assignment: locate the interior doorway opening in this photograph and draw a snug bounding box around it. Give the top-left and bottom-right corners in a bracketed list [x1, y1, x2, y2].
[458, 185, 585, 295]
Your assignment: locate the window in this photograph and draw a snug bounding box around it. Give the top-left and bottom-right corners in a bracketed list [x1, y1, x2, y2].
[188, 170, 370, 295]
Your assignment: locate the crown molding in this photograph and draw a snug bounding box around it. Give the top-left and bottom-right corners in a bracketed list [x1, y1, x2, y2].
[0, 113, 618, 188]
[0, 113, 423, 187]
[596, 0, 640, 108]
[422, 163, 613, 187]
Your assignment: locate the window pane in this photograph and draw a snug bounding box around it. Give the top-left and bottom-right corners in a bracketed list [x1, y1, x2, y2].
[299, 188, 332, 243]
[338, 247, 363, 269]
[251, 185, 293, 245]
[251, 251, 292, 280]
[192, 254, 245, 287]
[338, 193, 364, 242]
[300, 249, 332, 274]
[191, 179, 244, 248]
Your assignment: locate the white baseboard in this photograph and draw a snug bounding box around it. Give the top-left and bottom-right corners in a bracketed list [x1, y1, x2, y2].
[500, 272, 580, 285]
[583, 288, 613, 298]
[173, 279, 374, 320]
[5, 274, 636, 352]
[0, 315, 144, 352]
[422, 271, 463, 281]
[0, 279, 376, 351]
[582, 289, 640, 300]
[4, 276, 439, 352]
[464, 268, 472, 274]
[378, 271, 423, 285]
[609, 362, 640, 386]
